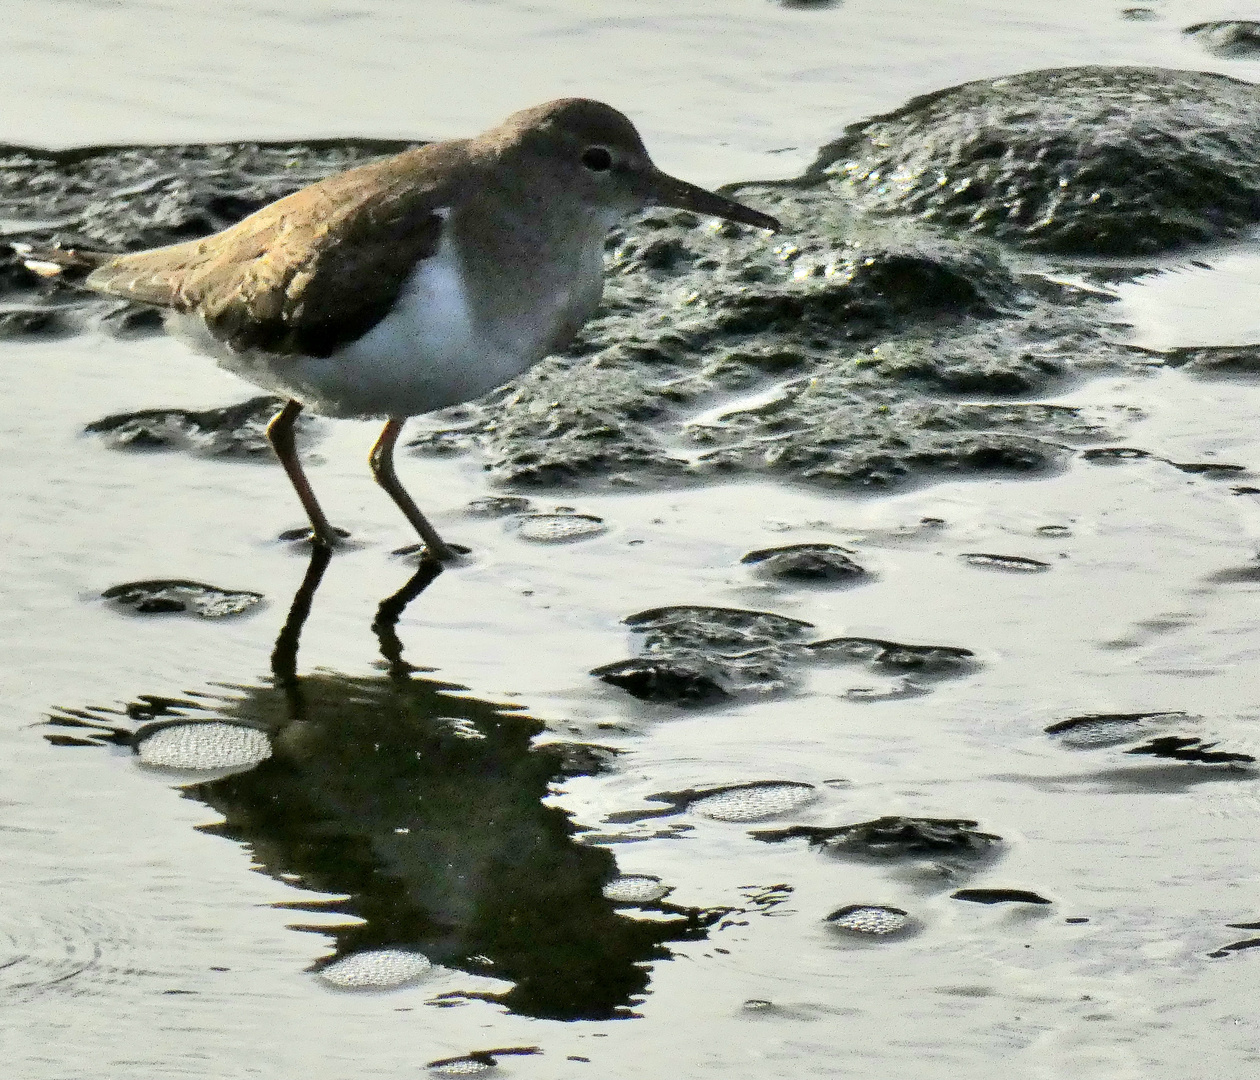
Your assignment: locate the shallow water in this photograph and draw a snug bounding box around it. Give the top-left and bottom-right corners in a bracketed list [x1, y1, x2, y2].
[9, 2, 1260, 1078]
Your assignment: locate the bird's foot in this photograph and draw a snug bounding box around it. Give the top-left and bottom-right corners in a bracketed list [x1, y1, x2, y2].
[392, 540, 471, 563]
[279, 525, 352, 548]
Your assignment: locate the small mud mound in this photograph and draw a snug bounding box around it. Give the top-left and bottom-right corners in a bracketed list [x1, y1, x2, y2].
[594, 605, 976, 705]
[788, 66, 1260, 255]
[753, 816, 1001, 859]
[741, 543, 868, 583]
[86, 396, 305, 458]
[102, 580, 263, 617]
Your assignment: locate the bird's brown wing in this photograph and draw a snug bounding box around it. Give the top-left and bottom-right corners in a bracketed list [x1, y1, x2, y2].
[84, 142, 475, 358]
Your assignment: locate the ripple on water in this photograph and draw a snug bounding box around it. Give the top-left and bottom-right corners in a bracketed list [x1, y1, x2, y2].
[0, 903, 137, 1002]
[136, 722, 272, 771]
[316, 948, 433, 990]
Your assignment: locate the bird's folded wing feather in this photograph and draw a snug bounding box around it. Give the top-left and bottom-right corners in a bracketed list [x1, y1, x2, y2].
[84, 142, 473, 358]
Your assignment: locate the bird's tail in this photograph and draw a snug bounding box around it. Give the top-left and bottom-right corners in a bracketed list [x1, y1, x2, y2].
[12, 243, 109, 281]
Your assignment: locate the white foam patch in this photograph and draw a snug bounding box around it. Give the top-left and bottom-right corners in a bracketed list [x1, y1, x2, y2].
[601, 875, 671, 904]
[136, 723, 271, 771]
[317, 948, 432, 990]
[828, 906, 909, 936]
[513, 513, 608, 544]
[690, 782, 817, 822]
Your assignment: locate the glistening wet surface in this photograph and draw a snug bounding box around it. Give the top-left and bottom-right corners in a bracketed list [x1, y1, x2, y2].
[9, 2, 1260, 1079]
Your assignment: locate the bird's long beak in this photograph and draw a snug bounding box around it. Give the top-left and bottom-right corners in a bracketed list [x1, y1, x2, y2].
[647, 170, 781, 232]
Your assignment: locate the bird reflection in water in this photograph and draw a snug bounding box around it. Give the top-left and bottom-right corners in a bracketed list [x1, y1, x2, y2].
[48, 549, 723, 1020]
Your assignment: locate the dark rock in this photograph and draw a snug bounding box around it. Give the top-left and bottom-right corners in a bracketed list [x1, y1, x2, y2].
[788, 66, 1260, 254]
[1184, 21, 1260, 57]
[752, 815, 1001, 858]
[101, 580, 263, 618]
[85, 395, 303, 457]
[952, 888, 1051, 905]
[740, 542, 867, 582]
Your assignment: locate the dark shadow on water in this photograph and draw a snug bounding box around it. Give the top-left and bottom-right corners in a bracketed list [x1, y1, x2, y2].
[49, 549, 721, 1020]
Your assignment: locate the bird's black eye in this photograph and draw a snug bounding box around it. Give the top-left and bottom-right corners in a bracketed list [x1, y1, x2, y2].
[581, 146, 613, 172]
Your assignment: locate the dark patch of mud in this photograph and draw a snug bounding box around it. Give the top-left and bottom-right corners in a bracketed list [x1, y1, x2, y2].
[592, 605, 975, 705]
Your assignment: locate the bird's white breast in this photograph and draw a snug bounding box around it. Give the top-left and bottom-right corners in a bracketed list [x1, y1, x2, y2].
[196, 206, 606, 420]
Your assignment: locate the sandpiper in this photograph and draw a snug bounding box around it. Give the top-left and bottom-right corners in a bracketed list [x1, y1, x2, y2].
[28, 99, 779, 559]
